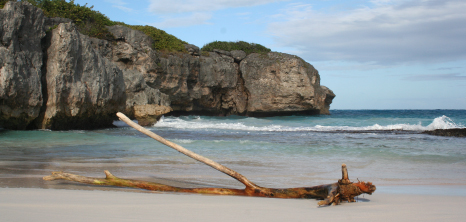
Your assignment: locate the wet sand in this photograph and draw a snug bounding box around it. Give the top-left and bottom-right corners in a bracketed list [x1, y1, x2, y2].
[1, 187, 465, 222]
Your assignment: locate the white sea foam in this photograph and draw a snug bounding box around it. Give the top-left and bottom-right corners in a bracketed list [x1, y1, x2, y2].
[172, 139, 195, 144]
[153, 115, 463, 132]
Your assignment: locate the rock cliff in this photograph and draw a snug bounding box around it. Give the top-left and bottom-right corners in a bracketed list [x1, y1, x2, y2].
[0, 2, 44, 129]
[0, 1, 334, 130]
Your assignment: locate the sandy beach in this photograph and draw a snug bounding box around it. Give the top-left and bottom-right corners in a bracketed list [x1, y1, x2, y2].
[2, 110, 465, 221]
[1, 187, 465, 222]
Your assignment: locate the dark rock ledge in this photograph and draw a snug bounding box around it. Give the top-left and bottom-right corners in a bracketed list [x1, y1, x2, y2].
[423, 128, 466, 137]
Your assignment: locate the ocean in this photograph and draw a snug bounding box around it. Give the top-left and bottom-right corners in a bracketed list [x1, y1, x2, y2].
[1, 110, 465, 194]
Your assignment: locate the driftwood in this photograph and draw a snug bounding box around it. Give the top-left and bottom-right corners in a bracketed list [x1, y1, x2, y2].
[43, 112, 376, 206]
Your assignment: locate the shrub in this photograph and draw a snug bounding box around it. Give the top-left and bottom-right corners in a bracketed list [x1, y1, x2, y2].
[17, 0, 187, 52]
[3, 0, 243, 54]
[25, 0, 116, 40]
[201, 41, 271, 55]
[122, 25, 187, 53]
[1, 0, 10, 8]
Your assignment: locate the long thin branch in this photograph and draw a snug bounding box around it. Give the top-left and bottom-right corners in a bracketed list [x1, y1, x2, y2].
[116, 112, 260, 190]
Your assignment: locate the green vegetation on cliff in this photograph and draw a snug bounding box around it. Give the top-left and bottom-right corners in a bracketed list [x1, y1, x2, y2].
[2, 1, 270, 54]
[1, 0, 186, 52]
[120, 25, 187, 53]
[201, 41, 271, 55]
[27, 0, 115, 40]
[0, 0, 10, 8]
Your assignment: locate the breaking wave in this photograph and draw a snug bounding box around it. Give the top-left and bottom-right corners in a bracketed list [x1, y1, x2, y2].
[153, 115, 463, 132]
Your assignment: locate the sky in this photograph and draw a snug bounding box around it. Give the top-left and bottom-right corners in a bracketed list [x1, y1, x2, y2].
[72, 0, 466, 109]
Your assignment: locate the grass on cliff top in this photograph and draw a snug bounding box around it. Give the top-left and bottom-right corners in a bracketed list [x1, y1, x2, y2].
[119, 24, 188, 53]
[0, 0, 187, 52]
[201, 41, 271, 55]
[25, 0, 115, 40]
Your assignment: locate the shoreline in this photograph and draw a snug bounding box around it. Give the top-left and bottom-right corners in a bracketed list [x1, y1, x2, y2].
[2, 187, 466, 221]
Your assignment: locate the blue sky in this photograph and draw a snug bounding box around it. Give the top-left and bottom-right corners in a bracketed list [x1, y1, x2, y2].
[72, 0, 466, 109]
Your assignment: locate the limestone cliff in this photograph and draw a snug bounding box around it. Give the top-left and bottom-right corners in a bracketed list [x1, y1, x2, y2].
[0, 1, 334, 130]
[0, 2, 44, 129]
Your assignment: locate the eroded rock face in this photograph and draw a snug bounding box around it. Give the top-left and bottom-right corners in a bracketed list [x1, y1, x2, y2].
[40, 22, 126, 130]
[0, 2, 334, 130]
[93, 25, 171, 118]
[145, 53, 200, 111]
[240, 52, 334, 116]
[0, 2, 45, 129]
[141, 49, 334, 116]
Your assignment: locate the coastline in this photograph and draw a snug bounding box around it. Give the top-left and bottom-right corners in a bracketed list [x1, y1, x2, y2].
[2, 110, 465, 221]
[1, 186, 466, 222]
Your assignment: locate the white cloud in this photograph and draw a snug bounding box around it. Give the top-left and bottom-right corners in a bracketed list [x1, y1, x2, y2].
[148, 0, 283, 14]
[104, 0, 135, 13]
[404, 73, 466, 81]
[113, 5, 134, 13]
[152, 13, 213, 28]
[268, 0, 466, 64]
[104, 0, 126, 5]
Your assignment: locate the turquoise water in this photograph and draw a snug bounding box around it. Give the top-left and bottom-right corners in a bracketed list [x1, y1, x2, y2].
[1, 110, 465, 191]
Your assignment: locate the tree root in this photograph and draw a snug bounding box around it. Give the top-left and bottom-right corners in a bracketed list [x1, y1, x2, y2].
[43, 112, 376, 206]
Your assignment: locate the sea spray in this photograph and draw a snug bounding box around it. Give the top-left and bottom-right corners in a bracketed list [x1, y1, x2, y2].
[151, 114, 464, 132]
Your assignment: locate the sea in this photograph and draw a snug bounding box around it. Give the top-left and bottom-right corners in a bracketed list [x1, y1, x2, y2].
[1, 110, 466, 195]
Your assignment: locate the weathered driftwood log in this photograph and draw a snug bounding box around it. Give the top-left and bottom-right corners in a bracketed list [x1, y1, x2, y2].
[43, 112, 376, 206]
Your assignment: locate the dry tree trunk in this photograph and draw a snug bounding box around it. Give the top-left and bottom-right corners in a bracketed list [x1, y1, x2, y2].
[44, 112, 376, 206]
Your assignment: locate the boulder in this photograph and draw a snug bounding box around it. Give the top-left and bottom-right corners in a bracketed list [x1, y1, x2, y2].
[184, 44, 199, 56]
[230, 50, 247, 62]
[133, 104, 172, 126]
[0, 1, 45, 129]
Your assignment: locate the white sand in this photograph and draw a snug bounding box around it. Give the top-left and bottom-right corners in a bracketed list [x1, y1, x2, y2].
[1, 187, 464, 222]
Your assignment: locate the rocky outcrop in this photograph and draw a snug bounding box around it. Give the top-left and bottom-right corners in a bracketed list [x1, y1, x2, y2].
[184, 44, 199, 56]
[91, 25, 170, 118]
[149, 51, 334, 116]
[133, 104, 172, 126]
[240, 52, 335, 116]
[423, 128, 466, 137]
[1, 2, 171, 130]
[38, 22, 126, 130]
[0, 2, 45, 129]
[0, 1, 334, 130]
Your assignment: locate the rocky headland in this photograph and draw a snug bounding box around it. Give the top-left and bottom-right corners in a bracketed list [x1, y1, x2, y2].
[0, 1, 335, 130]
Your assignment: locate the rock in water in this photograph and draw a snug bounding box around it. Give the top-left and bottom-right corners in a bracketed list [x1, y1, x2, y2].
[133, 104, 172, 126]
[423, 128, 466, 137]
